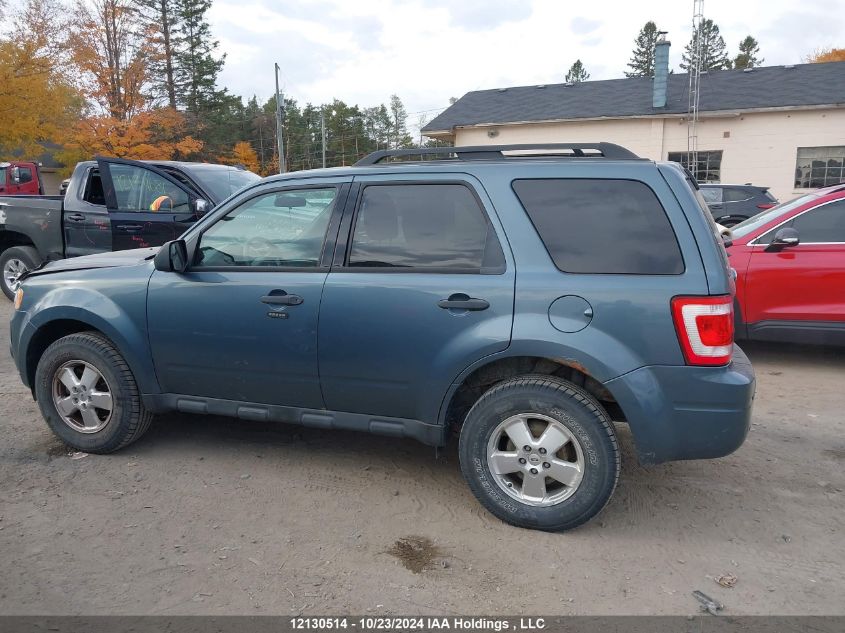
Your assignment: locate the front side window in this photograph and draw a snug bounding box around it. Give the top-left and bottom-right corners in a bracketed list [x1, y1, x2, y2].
[758, 200, 845, 245]
[108, 164, 190, 213]
[512, 178, 684, 275]
[18, 167, 33, 183]
[794, 146, 845, 189]
[347, 184, 504, 271]
[196, 187, 337, 268]
[668, 151, 723, 183]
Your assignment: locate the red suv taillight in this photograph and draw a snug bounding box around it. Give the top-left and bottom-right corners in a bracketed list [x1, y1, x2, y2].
[757, 203, 776, 210]
[671, 295, 734, 366]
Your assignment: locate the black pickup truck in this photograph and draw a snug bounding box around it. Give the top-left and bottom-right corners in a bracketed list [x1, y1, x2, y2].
[0, 157, 259, 298]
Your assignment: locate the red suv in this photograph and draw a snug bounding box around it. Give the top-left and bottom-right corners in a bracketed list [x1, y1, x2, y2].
[726, 184, 845, 345]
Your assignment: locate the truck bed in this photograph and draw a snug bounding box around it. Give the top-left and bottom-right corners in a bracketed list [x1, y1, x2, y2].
[0, 195, 64, 261]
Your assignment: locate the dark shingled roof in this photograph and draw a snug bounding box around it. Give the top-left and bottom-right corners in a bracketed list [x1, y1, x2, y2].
[422, 61, 845, 133]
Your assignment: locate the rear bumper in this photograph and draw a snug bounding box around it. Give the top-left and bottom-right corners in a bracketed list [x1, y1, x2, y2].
[604, 345, 755, 465]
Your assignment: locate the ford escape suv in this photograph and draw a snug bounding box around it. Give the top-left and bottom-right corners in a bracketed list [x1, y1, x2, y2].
[9, 144, 755, 532]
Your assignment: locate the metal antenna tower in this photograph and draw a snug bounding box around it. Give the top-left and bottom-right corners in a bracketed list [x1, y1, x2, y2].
[687, 0, 704, 177]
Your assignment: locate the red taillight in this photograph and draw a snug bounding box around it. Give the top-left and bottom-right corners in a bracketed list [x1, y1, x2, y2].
[671, 295, 734, 366]
[757, 203, 775, 210]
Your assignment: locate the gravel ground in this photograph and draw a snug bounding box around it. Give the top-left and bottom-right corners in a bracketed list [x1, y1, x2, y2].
[0, 300, 843, 616]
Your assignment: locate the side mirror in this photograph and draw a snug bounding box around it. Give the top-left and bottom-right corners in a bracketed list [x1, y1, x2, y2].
[154, 239, 189, 272]
[10, 166, 20, 185]
[765, 227, 800, 252]
[193, 198, 210, 216]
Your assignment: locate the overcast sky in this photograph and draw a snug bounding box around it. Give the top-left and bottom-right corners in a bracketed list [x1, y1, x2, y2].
[209, 0, 844, 127]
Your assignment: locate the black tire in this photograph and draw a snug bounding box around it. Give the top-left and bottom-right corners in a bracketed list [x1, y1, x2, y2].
[458, 374, 620, 532]
[34, 332, 153, 453]
[0, 245, 40, 300]
[720, 216, 748, 228]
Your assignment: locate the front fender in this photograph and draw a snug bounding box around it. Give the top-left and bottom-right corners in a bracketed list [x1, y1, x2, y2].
[20, 284, 159, 395]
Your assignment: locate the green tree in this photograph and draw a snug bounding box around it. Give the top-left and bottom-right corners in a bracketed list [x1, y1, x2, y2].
[733, 35, 763, 69]
[134, 0, 181, 108]
[565, 59, 590, 83]
[363, 104, 392, 150]
[626, 21, 660, 77]
[175, 0, 225, 113]
[388, 94, 413, 149]
[681, 18, 732, 71]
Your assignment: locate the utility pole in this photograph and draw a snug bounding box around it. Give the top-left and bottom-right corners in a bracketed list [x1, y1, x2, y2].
[687, 0, 704, 176]
[321, 111, 327, 168]
[274, 63, 286, 174]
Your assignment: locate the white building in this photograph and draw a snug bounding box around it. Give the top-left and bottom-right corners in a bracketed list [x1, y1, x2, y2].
[422, 51, 845, 203]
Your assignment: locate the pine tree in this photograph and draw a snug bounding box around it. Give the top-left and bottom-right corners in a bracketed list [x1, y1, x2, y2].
[681, 18, 731, 71]
[733, 35, 763, 69]
[388, 94, 413, 149]
[174, 0, 225, 113]
[565, 59, 590, 83]
[134, 0, 181, 108]
[626, 21, 660, 77]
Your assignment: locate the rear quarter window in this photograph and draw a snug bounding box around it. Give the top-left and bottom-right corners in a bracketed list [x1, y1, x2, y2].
[511, 178, 684, 274]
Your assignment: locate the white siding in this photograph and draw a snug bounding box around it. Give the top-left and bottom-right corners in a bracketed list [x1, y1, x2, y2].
[451, 108, 845, 202]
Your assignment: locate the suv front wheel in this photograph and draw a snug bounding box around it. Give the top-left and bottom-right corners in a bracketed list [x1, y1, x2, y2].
[459, 375, 620, 531]
[34, 332, 153, 453]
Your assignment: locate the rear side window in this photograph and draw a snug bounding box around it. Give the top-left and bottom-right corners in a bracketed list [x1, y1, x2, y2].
[512, 178, 684, 274]
[723, 187, 751, 202]
[700, 187, 722, 203]
[348, 183, 505, 272]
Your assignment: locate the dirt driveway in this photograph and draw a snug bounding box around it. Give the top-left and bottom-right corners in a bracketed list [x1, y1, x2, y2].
[0, 300, 843, 616]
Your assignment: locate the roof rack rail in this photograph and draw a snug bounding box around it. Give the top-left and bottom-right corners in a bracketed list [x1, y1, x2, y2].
[354, 143, 639, 166]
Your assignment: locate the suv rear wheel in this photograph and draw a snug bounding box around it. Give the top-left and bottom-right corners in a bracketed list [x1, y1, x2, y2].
[34, 332, 153, 453]
[458, 375, 619, 531]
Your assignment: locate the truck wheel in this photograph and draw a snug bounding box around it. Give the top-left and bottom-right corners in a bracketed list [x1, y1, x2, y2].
[34, 332, 153, 453]
[0, 246, 40, 300]
[458, 375, 620, 532]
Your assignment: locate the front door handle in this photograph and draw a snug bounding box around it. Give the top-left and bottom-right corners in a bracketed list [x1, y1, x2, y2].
[66, 213, 86, 222]
[116, 224, 143, 233]
[438, 296, 490, 311]
[261, 292, 303, 306]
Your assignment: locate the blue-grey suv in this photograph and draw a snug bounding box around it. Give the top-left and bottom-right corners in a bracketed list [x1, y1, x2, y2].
[9, 144, 755, 531]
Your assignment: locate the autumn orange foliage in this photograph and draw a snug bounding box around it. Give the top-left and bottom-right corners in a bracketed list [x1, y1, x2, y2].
[224, 141, 260, 173]
[806, 47, 845, 63]
[0, 0, 80, 156]
[63, 108, 203, 160]
[67, 0, 148, 120]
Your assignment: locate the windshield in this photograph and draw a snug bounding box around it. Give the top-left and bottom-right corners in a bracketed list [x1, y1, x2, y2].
[730, 193, 818, 239]
[186, 165, 260, 201]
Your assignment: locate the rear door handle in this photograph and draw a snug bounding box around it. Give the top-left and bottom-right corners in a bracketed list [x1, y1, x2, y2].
[261, 292, 303, 306]
[438, 297, 490, 311]
[66, 213, 86, 222]
[116, 224, 143, 233]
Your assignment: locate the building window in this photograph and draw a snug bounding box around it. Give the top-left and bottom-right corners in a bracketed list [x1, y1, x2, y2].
[794, 147, 845, 189]
[667, 150, 722, 183]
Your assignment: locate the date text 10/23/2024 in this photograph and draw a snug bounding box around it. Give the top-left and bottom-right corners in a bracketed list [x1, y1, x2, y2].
[290, 618, 547, 631]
